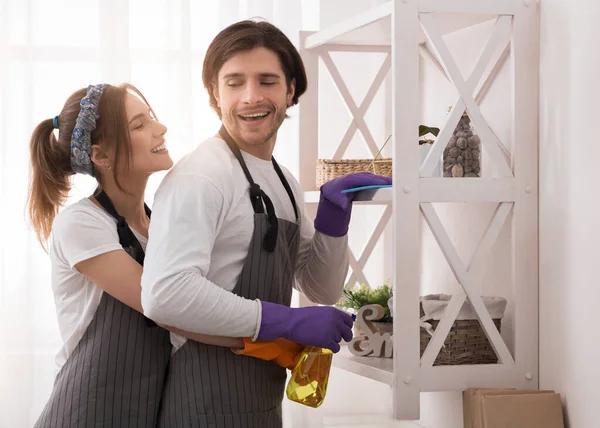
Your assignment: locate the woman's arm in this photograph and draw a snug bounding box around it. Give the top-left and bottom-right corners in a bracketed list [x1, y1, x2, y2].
[75, 249, 244, 348]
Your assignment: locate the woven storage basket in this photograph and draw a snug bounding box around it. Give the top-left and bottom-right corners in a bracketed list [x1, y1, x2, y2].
[418, 294, 506, 366]
[316, 158, 392, 188]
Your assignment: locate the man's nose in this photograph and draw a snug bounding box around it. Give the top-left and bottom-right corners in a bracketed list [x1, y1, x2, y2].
[241, 81, 265, 105]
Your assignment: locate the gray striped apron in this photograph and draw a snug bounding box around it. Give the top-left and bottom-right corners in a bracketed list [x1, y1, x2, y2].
[157, 127, 301, 428]
[34, 190, 172, 428]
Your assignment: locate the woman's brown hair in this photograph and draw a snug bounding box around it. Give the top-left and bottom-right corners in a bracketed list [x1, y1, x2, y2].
[202, 19, 308, 118]
[27, 83, 156, 249]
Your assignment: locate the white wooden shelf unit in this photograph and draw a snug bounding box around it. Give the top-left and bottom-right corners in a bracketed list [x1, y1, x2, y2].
[297, 0, 539, 420]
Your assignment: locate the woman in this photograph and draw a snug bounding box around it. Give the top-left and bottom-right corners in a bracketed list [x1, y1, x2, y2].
[27, 83, 248, 427]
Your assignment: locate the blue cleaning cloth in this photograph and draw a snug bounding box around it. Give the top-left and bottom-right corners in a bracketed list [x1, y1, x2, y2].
[341, 184, 393, 194]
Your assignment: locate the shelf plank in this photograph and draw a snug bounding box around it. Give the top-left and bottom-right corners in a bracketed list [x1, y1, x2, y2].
[418, 0, 520, 15]
[420, 363, 528, 392]
[332, 347, 531, 393]
[332, 345, 393, 385]
[332, 348, 531, 397]
[304, 2, 497, 50]
[304, 2, 392, 49]
[304, 178, 518, 204]
[419, 178, 517, 202]
[322, 413, 428, 428]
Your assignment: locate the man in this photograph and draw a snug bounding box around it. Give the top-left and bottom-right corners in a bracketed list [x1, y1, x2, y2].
[141, 19, 392, 427]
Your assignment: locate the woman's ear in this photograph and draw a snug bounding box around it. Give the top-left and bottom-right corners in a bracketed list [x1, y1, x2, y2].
[91, 144, 112, 169]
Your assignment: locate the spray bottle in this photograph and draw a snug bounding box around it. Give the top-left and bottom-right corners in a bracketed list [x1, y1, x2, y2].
[285, 313, 356, 408]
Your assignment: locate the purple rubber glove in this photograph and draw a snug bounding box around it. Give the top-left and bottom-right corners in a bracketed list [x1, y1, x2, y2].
[314, 172, 393, 237]
[258, 301, 354, 353]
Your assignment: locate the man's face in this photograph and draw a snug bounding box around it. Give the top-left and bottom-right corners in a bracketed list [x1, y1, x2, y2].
[214, 47, 295, 152]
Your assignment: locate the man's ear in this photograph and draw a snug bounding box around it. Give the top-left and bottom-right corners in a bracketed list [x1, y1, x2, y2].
[91, 144, 112, 169]
[212, 83, 221, 108]
[287, 78, 296, 107]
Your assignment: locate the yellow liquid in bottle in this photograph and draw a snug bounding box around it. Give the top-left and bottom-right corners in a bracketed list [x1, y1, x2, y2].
[286, 347, 333, 408]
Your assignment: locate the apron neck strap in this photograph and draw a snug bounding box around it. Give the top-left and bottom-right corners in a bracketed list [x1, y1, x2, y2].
[93, 188, 150, 267]
[93, 188, 157, 327]
[271, 157, 299, 222]
[218, 125, 299, 220]
[218, 125, 298, 252]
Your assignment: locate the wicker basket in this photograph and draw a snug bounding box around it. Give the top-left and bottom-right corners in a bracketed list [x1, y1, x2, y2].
[419, 295, 506, 366]
[316, 158, 392, 188]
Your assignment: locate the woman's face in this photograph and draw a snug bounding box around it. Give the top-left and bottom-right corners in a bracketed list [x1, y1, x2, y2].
[124, 92, 173, 175]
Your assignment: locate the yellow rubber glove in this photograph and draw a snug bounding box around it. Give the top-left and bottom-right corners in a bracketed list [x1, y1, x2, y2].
[231, 337, 305, 370]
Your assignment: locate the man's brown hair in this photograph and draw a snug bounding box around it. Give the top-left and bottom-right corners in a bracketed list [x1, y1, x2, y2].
[202, 19, 308, 118]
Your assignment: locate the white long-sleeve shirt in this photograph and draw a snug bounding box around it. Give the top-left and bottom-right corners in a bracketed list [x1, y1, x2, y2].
[141, 137, 349, 350]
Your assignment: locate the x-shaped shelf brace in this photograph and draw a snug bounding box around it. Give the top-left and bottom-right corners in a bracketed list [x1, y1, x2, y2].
[420, 14, 514, 178]
[320, 51, 391, 159]
[346, 205, 392, 290]
[418, 42, 510, 119]
[420, 201, 515, 366]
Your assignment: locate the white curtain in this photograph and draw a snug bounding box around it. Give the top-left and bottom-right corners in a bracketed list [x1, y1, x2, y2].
[0, 1, 312, 426]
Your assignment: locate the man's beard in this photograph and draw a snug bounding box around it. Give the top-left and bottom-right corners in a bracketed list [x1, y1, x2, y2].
[234, 106, 286, 146]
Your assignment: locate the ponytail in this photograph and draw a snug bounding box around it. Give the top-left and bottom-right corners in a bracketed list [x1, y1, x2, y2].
[27, 118, 72, 249]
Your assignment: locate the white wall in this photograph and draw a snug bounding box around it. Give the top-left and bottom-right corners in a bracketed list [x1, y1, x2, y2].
[538, 1, 600, 427]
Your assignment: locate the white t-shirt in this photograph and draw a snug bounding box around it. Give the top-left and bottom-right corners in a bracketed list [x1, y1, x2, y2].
[49, 198, 146, 373]
[141, 137, 349, 351]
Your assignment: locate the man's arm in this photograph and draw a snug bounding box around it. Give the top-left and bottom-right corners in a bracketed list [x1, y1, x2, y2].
[76, 250, 244, 348]
[141, 172, 261, 339]
[293, 199, 349, 305]
[292, 172, 392, 306]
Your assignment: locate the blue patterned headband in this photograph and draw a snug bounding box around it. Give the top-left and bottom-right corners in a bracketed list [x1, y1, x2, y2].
[70, 84, 107, 176]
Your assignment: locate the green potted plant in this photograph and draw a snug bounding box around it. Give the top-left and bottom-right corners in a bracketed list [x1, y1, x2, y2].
[375, 125, 440, 175]
[336, 282, 394, 335]
[377, 125, 440, 154]
[418, 125, 441, 145]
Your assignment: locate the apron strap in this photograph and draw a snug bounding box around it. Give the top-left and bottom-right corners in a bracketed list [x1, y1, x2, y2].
[219, 125, 297, 252]
[93, 188, 157, 327]
[272, 157, 299, 223]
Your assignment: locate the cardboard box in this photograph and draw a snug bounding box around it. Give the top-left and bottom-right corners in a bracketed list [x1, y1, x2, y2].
[481, 393, 564, 428]
[463, 388, 509, 428]
[463, 388, 564, 428]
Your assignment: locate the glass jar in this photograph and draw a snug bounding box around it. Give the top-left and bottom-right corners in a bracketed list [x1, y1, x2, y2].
[442, 112, 481, 178]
